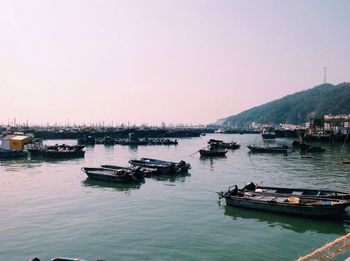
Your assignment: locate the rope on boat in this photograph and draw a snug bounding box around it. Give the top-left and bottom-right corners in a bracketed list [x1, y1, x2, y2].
[297, 232, 350, 261]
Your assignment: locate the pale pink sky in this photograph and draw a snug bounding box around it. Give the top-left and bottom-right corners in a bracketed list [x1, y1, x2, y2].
[0, 0, 349, 125]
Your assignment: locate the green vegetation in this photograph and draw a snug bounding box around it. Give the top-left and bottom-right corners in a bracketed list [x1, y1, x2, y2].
[223, 83, 350, 125]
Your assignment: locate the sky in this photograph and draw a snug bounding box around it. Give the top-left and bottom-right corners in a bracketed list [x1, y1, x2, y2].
[0, 0, 349, 126]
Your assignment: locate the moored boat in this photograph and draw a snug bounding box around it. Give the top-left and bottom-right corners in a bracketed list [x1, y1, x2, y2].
[129, 158, 190, 174]
[221, 182, 350, 200]
[45, 145, 85, 158]
[218, 185, 350, 218]
[0, 133, 31, 159]
[81, 167, 144, 183]
[247, 144, 289, 153]
[46, 144, 85, 151]
[208, 139, 240, 150]
[101, 164, 158, 176]
[0, 149, 27, 159]
[46, 149, 85, 158]
[199, 149, 227, 157]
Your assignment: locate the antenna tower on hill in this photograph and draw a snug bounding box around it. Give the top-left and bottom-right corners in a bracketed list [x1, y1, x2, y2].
[323, 67, 327, 84]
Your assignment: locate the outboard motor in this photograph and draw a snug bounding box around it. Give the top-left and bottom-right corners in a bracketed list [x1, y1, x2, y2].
[243, 182, 256, 191]
[228, 185, 238, 196]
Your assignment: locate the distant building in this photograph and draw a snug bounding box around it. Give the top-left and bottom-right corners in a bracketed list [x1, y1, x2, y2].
[324, 114, 350, 134]
[307, 114, 350, 135]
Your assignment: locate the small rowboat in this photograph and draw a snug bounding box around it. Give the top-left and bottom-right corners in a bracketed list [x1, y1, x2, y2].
[81, 167, 144, 183]
[129, 158, 190, 174]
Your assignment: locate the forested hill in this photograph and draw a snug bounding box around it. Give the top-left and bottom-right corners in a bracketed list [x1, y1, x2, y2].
[223, 82, 350, 125]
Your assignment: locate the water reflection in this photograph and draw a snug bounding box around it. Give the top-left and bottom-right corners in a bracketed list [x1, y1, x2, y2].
[199, 156, 227, 170]
[247, 151, 288, 157]
[127, 145, 138, 152]
[222, 205, 350, 235]
[150, 172, 191, 183]
[82, 178, 144, 194]
[0, 158, 44, 170]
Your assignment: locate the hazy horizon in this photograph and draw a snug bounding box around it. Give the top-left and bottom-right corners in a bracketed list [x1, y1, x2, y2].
[1, 0, 349, 125]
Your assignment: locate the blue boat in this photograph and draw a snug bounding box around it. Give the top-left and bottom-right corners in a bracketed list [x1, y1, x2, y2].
[0, 149, 27, 159]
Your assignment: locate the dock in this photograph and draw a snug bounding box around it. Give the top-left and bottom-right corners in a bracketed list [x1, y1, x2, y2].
[297, 232, 350, 260]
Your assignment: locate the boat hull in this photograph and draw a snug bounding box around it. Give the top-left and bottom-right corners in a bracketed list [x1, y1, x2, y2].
[247, 145, 288, 153]
[0, 150, 27, 159]
[199, 150, 227, 157]
[81, 167, 143, 183]
[254, 186, 350, 200]
[225, 196, 348, 217]
[129, 158, 190, 174]
[46, 150, 85, 158]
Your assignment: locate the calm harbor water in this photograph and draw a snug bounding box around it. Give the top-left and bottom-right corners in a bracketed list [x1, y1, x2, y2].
[1, 134, 350, 261]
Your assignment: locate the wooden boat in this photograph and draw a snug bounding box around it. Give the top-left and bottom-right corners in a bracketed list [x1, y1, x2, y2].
[247, 144, 288, 153]
[81, 167, 144, 183]
[208, 139, 240, 150]
[219, 185, 350, 218]
[46, 145, 85, 158]
[233, 182, 350, 200]
[46, 150, 85, 158]
[101, 164, 158, 176]
[26, 144, 85, 158]
[46, 144, 85, 151]
[129, 158, 191, 174]
[199, 149, 227, 157]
